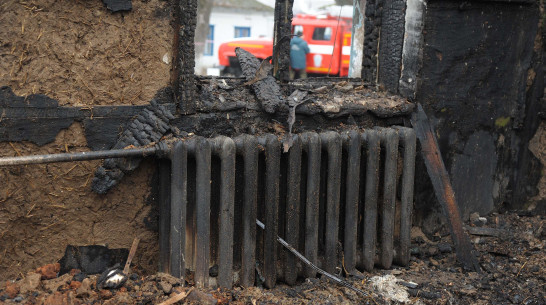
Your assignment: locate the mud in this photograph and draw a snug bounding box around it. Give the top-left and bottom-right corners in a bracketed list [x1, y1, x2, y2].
[0, 123, 159, 280]
[0, 0, 172, 106]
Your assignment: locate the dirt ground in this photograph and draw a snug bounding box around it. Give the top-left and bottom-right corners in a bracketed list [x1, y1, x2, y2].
[0, 211, 543, 304]
[0, 0, 172, 106]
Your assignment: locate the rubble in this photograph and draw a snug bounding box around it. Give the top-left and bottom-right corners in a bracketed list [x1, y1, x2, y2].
[0, 212, 541, 304]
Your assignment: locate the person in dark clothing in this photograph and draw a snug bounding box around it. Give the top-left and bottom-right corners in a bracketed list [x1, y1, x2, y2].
[290, 31, 310, 80]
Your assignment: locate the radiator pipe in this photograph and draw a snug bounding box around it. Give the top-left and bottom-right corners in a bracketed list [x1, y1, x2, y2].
[0, 144, 167, 166]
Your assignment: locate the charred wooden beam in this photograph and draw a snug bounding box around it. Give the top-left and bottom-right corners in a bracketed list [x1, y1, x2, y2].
[411, 104, 481, 272]
[378, 0, 406, 92]
[173, 0, 198, 114]
[235, 48, 285, 113]
[272, 0, 294, 82]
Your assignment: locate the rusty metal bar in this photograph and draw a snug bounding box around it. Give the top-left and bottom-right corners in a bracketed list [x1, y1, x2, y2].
[285, 135, 301, 285]
[321, 132, 342, 274]
[343, 130, 361, 272]
[238, 135, 259, 287]
[213, 137, 236, 288]
[0, 146, 160, 166]
[394, 127, 416, 266]
[302, 133, 321, 278]
[378, 128, 399, 269]
[362, 130, 380, 271]
[263, 134, 280, 288]
[195, 138, 211, 287]
[170, 141, 187, 279]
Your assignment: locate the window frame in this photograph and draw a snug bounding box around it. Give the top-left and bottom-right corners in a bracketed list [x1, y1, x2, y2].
[234, 26, 251, 38]
[204, 24, 214, 56]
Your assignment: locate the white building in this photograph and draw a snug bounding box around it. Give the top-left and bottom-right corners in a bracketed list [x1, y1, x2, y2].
[196, 0, 275, 75]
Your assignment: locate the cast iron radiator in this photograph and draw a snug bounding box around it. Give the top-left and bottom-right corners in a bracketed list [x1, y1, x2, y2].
[158, 127, 416, 288]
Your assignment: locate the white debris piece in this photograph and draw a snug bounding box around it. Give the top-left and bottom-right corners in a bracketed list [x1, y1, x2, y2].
[370, 274, 412, 303]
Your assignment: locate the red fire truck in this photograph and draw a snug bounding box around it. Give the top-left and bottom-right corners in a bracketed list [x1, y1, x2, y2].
[218, 14, 353, 77]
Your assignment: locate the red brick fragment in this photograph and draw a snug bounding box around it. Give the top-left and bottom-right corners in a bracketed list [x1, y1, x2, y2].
[36, 263, 61, 280]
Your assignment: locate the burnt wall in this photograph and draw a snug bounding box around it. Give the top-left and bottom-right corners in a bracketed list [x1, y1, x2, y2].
[414, 0, 543, 223]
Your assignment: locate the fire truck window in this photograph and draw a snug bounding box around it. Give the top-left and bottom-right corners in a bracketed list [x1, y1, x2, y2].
[312, 27, 332, 41]
[292, 25, 303, 35]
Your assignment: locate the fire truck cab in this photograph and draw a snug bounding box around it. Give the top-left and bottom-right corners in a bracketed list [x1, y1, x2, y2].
[217, 14, 352, 77]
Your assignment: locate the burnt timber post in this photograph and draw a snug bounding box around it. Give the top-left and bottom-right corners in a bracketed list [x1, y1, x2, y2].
[173, 0, 198, 114]
[272, 0, 294, 82]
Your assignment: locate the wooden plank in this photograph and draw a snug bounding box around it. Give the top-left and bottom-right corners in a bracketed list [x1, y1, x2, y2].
[411, 104, 481, 272]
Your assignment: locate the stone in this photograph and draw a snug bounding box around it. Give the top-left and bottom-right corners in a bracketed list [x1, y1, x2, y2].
[459, 285, 477, 295]
[43, 273, 72, 293]
[99, 289, 113, 299]
[427, 246, 439, 256]
[72, 272, 86, 283]
[158, 281, 172, 294]
[69, 281, 82, 290]
[149, 273, 182, 286]
[42, 291, 80, 305]
[103, 292, 132, 305]
[470, 212, 487, 227]
[17, 272, 41, 294]
[36, 263, 60, 280]
[76, 278, 93, 298]
[4, 281, 20, 298]
[438, 243, 453, 253]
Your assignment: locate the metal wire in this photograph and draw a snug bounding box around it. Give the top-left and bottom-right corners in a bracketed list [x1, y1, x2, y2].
[256, 219, 369, 297]
[327, 5, 344, 77]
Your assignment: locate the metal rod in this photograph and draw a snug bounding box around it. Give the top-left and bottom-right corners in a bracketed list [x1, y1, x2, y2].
[0, 146, 159, 166]
[256, 219, 369, 297]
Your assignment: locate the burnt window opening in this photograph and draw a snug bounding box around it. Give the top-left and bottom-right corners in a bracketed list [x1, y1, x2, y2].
[180, 0, 414, 105]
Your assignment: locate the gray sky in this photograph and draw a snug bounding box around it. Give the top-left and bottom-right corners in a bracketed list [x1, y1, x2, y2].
[255, 0, 353, 17]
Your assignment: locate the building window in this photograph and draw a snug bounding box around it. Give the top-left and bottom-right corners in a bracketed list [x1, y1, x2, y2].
[234, 26, 251, 38]
[204, 25, 214, 56]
